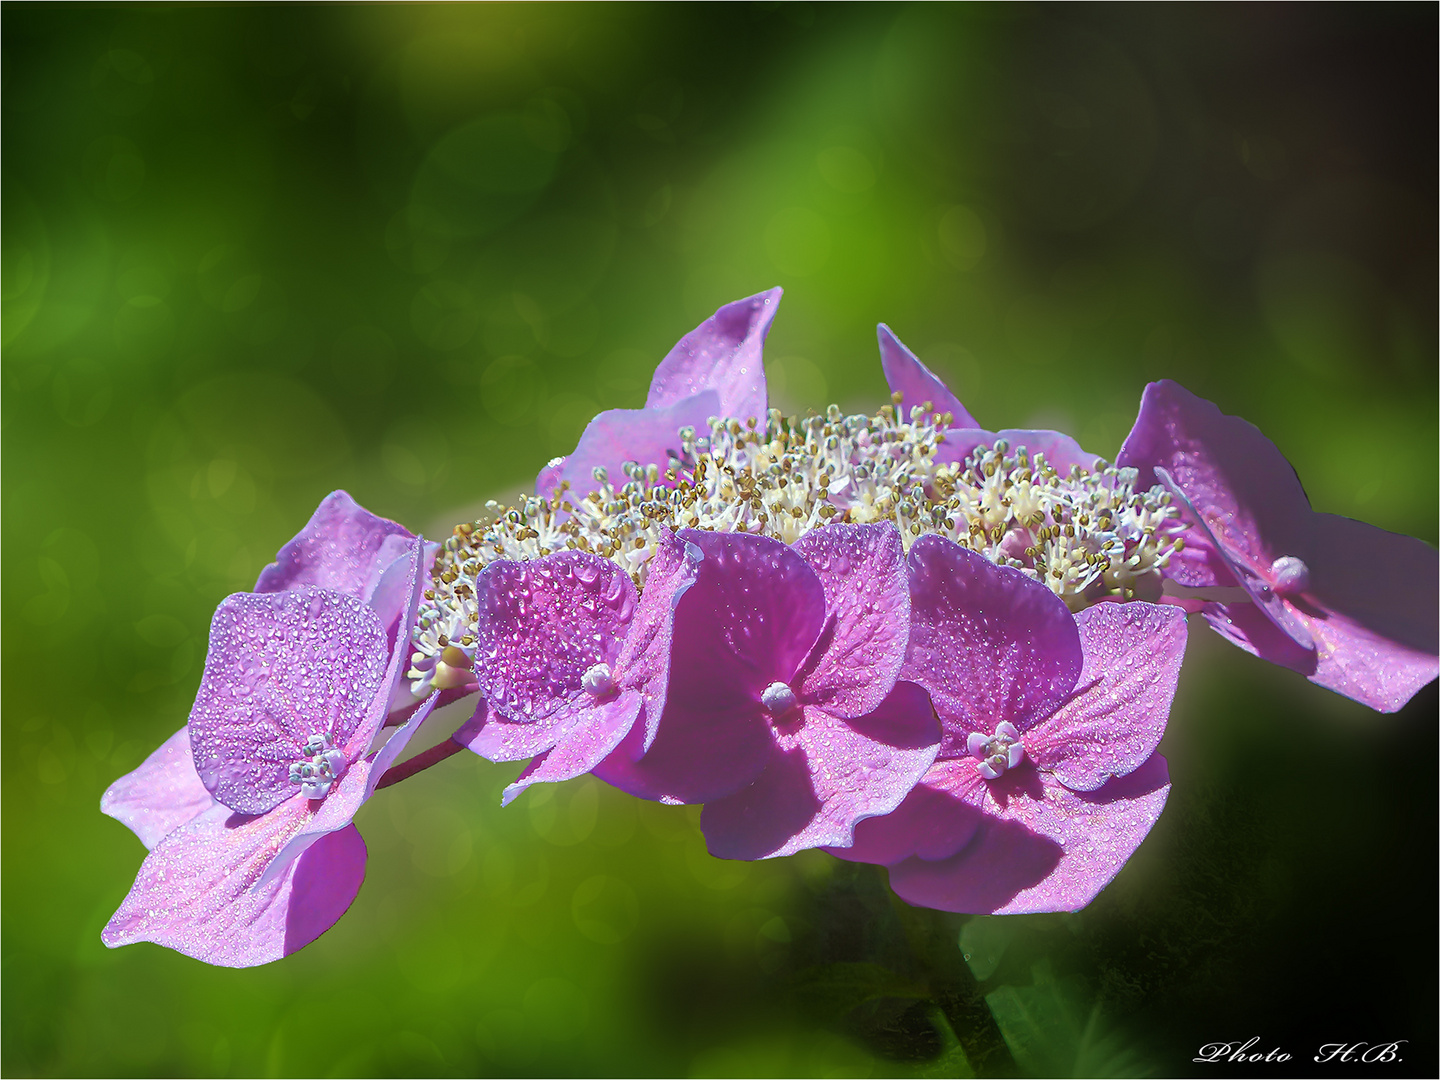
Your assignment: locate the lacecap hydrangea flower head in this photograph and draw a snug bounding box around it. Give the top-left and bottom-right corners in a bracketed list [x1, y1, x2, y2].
[103, 290, 1438, 966]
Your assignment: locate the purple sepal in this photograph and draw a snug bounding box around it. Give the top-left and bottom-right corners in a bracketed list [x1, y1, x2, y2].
[101, 726, 217, 850]
[102, 796, 368, 968]
[1028, 601, 1187, 792]
[877, 324, 980, 428]
[537, 392, 721, 501]
[701, 681, 940, 860]
[646, 288, 781, 423]
[902, 535, 1082, 755]
[254, 490, 413, 604]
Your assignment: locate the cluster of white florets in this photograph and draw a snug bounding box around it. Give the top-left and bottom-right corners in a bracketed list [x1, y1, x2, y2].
[406, 397, 1187, 696]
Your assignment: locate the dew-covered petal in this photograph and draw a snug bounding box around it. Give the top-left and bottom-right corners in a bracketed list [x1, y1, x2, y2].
[189, 588, 390, 816]
[1028, 602, 1187, 792]
[1117, 380, 1311, 588]
[101, 726, 217, 850]
[101, 796, 366, 967]
[886, 754, 1171, 914]
[613, 531, 703, 749]
[701, 681, 940, 860]
[1207, 513, 1438, 712]
[477, 551, 637, 725]
[537, 392, 721, 501]
[877, 324, 980, 429]
[902, 535, 1082, 752]
[645, 288, 781, 422]
[254, 490, 414, 603]
[793, 522, 909, 718]
[499, 690, 643, 805]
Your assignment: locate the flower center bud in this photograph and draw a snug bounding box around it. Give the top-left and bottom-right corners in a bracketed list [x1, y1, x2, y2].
[1269, 555, 1310, 596]
[966, 721, 1024, 780]
[288, 732, 346, 800]
[760, 681, 800, 720]
[582, 662, 616, 699]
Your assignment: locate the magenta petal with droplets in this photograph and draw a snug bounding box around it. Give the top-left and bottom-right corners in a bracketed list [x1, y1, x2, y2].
[188, 588, 391, 815]
[477, 551, 637, 725]
[1119, 379, 1438, 711]
[646, 288, 781, 422]
[465, 533, 701, 796]
[102, 797, 366, 968]
[902, 535, 1082, 755]
[1027, 601, 1187, 792]
[792, 522, 910, 719]
[254, 490, 414, 603]
[596, 530, 826, 804]
[101, 726, 218, 850]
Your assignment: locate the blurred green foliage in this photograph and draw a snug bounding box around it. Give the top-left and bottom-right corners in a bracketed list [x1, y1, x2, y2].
[3, 4, 1435, 1076]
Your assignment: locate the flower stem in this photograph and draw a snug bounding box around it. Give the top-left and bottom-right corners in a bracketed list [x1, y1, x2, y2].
[375, 738, 467, 790]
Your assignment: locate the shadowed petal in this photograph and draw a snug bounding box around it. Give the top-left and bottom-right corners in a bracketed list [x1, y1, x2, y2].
[189, 588, 390, 816]
[1028, 602, 1187, 791]
[614, 532, 703, 749]
[102, 797, 365, 967]
[254, 490, 413, 603]
[101, 726, 217, 850]
[902, 535, 1082, 753]
[830, 777, 985, 866]
[702, 681, 940, 860]
[877, 325, 979, 428]
[537, 392, 721, 501]
[646, 288, 781, 422]
[887, 754, 1171, 914]
[477, 551, 636, 725]
[793, 522, 909, 718]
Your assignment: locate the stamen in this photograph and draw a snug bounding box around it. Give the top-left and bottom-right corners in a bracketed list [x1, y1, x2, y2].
[965, 720, 1024, 780]
[288, 731, 345, 800]
[760, 681, 799, 719]
[582, 662, 616, 699]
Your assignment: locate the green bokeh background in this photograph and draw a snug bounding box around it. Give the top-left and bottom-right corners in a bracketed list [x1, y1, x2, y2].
[4, 4, 1435, 1076]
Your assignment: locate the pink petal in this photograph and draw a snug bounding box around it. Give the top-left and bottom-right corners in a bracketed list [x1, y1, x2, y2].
[877, 325, 980, 429]
[646, 288, 781, 422]
[1027, 601, 1188, 791]
[537, 392, 721, 501]
[102, 796, 366, 967]
[1209, 513, 1438, 712]
[701, 681, 940, 860]
[793, 522, 909, 718]
[613, 531, 703, 749]
[500, 691, 643, 805]
[101, 726, 218, 850]
[254, 490, 413, 602]
[901, 534, 1082, 754]
[189, 588, 390, 816]
[1117, 380, 1310, 587]
[886, 754, 1171, 914]
[477, 551, 636, 724]
[594, 531, 827, 804]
